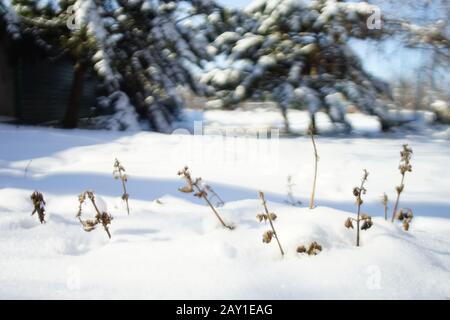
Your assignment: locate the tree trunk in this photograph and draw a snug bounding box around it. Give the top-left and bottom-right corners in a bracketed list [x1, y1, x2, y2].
[63, 62, 85, 129]
[281, 107, 290, 134]
[309, 113, 317, 135]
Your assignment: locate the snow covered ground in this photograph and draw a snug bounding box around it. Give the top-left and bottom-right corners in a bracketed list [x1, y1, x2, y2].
[1, 111, 450, 299]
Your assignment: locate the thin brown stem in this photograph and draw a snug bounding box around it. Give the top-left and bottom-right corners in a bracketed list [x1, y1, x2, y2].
[356, 198, 361, 247]
[391, 174, 405, 222]
[194, 183, 232, 230]
[355, 172, 368, 247]
[120, 174, 130, 215]
[309, 131, 319, 209]
[260, 192, 284, 256]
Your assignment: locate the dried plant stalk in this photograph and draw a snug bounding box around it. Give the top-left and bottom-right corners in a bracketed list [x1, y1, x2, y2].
[113, 159, 130, 215]
[178, 166, 233, 230]
[345, 169, 373, 247]
[258, 191, 284, 257]
[382, 193, 388, 220]
[308, 126, 319, 209]
[391, 144, 413, 222]
[77, 191, 113, 239]
[31, 191, 46, 224]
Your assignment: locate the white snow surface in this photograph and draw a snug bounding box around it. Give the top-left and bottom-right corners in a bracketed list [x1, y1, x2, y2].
[0, 112, 450, 299]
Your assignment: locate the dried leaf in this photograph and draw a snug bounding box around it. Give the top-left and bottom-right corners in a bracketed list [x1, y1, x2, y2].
[345, 217, 354, 229]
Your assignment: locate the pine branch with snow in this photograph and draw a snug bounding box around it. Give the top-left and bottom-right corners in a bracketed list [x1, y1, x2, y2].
[201, 0, 401, 133]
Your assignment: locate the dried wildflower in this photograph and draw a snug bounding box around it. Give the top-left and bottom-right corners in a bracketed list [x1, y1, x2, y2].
[391, 145, 413, 222]
[308, 125, 319, 209]
[307, 241, 322, 255]
[345, 169, 373, 246]
[262, 230, 274, 243]
[113, 159, 130, 215]
[296, 245, 307, 253]
[360, 217, 373, 230]
[178, 166, 233, 230]
[344, 217, 354, 229]
[31, 191, 46, 224]
[257, 191, 284, 257]
[396, 208, 414, 231]
[256, 212, 277, 222]
[285, 175, 302, 206]
[77, 191, 113, 239]
[297, 241, 322, 256]
[382, 193, 389, 220]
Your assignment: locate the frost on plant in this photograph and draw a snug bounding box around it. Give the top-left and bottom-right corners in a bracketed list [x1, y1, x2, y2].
[257, 191, 284, 257]
[391, 144, 413, 222]
[285, 175, 302, 207]
[77, 191, 113, 239]
[178, 166, 233, 230]
[113, 158, 130, 215]
[30, 191, 46, 224]
[345, 169, 373, 247]
[297, 241, 322, 256]
[395, 208, 414, 231]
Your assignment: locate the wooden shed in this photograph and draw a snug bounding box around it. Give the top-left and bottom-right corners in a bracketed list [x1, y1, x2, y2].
[0, 18, 97, 126]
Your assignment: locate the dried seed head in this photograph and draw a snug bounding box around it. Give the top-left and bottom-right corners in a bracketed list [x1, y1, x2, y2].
[403, 220, 410, 231]
[269, 213, 277, 221]
[194, 191, 207, 198]
[296, 245, 307, 253]
[360, 213, 369, 220]
[361, 217, 373, 231]
[399, 144, 413, 175]
[353, 187, 360, 197]
[396, 184, 404, 193]
[256, 214, 266, 222]
[262, 230, 274, 243]
[397, 208, 413, 223]
[363, 169, 369, 181]
[178, 185, 193, 193]
[30, 191, 46, 224]
[307, 241, 322, 255]
[345, 217, 354, 229]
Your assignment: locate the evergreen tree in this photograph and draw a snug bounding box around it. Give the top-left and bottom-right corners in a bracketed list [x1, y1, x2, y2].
[201, 0, 400, 133]
[7, 0, 221, 132]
